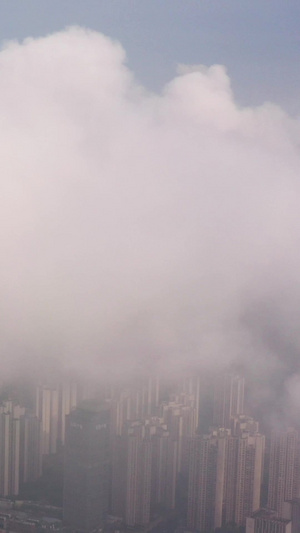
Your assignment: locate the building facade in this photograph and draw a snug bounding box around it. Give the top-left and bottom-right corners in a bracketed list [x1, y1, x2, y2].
[267, 429, 300, 517]
[213, 374, 245, 430]
[63, 404, 110, 532]
[187, 423, 264, 531]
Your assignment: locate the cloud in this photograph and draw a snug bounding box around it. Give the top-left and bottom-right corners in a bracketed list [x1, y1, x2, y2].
[0, 27, 300, 398]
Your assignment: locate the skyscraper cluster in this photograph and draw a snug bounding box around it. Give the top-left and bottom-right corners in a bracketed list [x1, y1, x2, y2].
[63, 376, 197, 529]
[61, 373, 300, 532]
[0, 373, 299, 533]
[0, 381, 78, 499]
[187, 422, 265, 530]
[0, 400, 41, 496]
[60, 373, 300, 532]
[187, 374, 265, 531]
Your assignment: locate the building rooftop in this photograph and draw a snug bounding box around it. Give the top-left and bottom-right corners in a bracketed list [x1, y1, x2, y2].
[251, 509, 290, 524]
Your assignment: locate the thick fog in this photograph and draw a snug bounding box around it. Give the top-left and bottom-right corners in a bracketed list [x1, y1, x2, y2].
[0, 27, 300, 416]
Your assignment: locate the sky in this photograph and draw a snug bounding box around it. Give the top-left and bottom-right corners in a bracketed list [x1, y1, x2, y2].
[0, 2, 299, 422]
[0, 0, 299, 114]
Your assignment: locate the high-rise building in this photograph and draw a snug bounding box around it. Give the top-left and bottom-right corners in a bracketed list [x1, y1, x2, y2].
[111, 434, 126, 518]
[140, 376, 160, 417]
[59, 381, 78, 444]
[111, 416, 177, 526]
[213, 374, 245, 429]
[267, 429, 300, 517]
[36, 382, 78, 457]
[19, 411, 42, 485]
[234, 431, 265, 526]
[36, 385, 59, 456]
[125, 422, 152, 527]
[63, 404, 110, 532]
[181, 375, 201, 429]
[161, 398, 196, 474]
[108, 389, 141, 436]
[187, 429, 229, 532]
[187, 422, 264, 531]
[108, 377, 160, 437]
[151, 425, 177, 510]
[0, 401, 25, 496]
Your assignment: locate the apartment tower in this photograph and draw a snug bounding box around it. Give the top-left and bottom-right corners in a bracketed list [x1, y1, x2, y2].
[267, 429, 300, 517]
[63, 404, 110, 532]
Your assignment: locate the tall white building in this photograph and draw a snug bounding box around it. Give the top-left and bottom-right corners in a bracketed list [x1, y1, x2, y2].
[107, 378, 160, 437]
[59, 381, 78, 444]
[187, 422, 264, 531]
[125, 421, 152, 527]
[181, 375, 201, 429]
[0, 401, 25, 496]
[36, 382, 78, 456]
[111, 417, 177, 526]
[36, 385, 59, 456]
[234, 431, 265, 526]
[187, 429, 229, 532]
[267, 429, 300, 517]
[161, 397, 196, 474]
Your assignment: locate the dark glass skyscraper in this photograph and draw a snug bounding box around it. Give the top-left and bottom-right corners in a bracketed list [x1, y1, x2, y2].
[63, 403, 110, 532]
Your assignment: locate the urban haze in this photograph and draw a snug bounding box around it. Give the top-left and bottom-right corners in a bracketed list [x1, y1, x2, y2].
[0, 3, 299, 533]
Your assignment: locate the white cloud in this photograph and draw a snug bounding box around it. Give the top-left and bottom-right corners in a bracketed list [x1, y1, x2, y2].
[0, 27, 299, 389]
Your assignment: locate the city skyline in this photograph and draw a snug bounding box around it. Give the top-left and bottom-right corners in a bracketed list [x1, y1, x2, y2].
[0, 370, 298, 532]
[0, 4, 299, 532]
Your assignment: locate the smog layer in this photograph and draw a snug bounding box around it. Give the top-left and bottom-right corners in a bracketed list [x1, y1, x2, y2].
[1, 27, 300, 421]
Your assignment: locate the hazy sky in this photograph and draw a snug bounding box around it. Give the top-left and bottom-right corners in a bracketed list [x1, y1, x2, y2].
[0, 3, 300, 420]
[0, 1, 299, 114]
